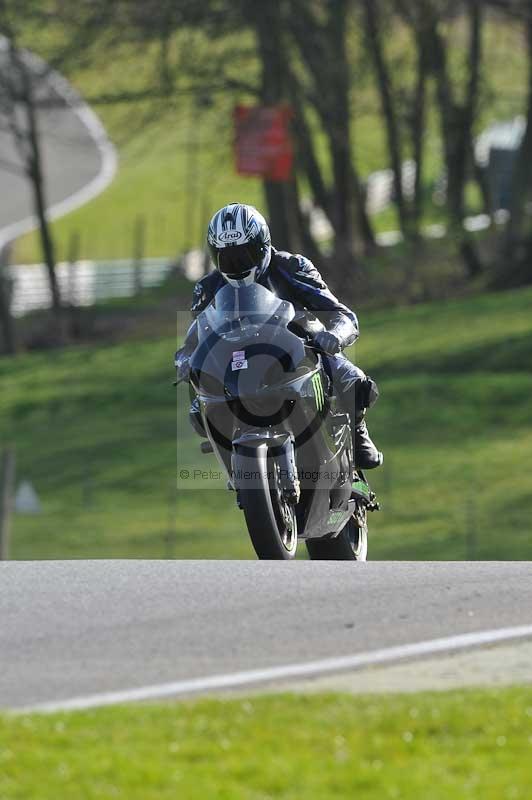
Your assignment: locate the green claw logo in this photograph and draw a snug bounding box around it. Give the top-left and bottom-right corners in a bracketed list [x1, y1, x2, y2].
[311, 373, 324, 411]
[327, 510, 345, 526]
[352, 480, 370, 497]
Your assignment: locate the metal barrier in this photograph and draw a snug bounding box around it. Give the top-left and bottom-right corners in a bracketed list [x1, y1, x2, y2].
[5, 257, 177, 317]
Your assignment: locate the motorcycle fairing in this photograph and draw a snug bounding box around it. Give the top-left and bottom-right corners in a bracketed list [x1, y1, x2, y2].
[188, 281, 357, 541]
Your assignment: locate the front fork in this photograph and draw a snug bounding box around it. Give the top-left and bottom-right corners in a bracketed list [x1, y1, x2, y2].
[231, 431, 300, 507]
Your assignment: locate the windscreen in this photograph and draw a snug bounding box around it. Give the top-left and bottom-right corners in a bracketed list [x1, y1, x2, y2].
[200, 282, 294, 341]
[190, 282, 309, 398]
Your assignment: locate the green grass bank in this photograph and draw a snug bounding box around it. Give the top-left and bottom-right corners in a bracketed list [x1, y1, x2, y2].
[1, 686, 531, 799]
[1, 284, 531, 560]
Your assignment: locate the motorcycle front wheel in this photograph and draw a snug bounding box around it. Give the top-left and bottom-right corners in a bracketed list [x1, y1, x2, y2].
[234, 447, 298, 560]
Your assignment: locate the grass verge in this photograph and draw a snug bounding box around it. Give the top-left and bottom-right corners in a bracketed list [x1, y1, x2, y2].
[1, 687, 531, 799]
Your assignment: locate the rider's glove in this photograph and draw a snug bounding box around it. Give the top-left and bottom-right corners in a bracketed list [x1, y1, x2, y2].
[174, 349, 191, 382]
[313, 330, 342, 355]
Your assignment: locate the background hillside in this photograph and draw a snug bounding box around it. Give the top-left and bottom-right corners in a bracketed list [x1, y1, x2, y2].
[11, 9, 530, 267]
[2, 283, 531, 560]
[2, 2, 532, 560]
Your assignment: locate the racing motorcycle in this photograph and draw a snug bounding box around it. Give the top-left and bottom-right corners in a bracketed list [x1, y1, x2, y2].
[182, 281, 379, 561]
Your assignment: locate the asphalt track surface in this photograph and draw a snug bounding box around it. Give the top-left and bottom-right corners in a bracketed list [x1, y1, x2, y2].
[1, 560, 532, 711]
[0, 38, 115, 247]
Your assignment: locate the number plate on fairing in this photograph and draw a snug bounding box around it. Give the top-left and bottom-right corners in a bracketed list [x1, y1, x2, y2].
[232, 351, 248, 370]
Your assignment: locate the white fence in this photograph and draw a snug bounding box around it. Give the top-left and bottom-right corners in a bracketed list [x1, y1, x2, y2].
[4, 258, 178, 317]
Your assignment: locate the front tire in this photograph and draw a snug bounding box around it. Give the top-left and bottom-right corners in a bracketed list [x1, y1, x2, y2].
[306, 512, 368, 561]
[235, 447, 298, 560]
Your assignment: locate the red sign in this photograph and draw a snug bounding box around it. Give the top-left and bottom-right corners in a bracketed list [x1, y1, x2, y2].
[234, 105, 293, 182]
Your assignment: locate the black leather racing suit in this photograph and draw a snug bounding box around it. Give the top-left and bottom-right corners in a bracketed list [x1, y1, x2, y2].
[175, 248, 379, 440]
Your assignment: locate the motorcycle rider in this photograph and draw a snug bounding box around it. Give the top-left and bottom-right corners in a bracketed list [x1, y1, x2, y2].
[175, 203, 383, 470]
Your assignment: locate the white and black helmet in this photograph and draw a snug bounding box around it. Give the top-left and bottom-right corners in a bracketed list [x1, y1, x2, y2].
[207, 203, 271, 286]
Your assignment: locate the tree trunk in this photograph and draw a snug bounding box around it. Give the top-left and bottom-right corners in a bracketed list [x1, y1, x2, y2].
[456, 1, 484, 278]
[16, 47, 62, 316]
[506, 17, 532, 248]
[252, 0, 301, 252]
[29, 152, 62, 315]
[292, 176, 323, 266]
[294, 0, 364, 271]
[327, 0, 358, 269]
[411, 33, 428, 232]
[424, 3, 484, 277]
[0, 244, 17, 355]
[497, 15, 532, 286]
[288, 0, 371, 268]
[350, 162, 376, 254]
[362, 0, 410, 238]
[473, 156, 493, 218]
[290, 102, 331, 220]
[448, 0, 482, 226]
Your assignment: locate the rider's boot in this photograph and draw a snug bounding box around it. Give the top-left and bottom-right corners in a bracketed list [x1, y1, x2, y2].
[353, 413, 383, 470]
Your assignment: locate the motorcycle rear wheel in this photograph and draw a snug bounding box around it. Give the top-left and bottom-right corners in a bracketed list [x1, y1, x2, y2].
[306, 514, 368, 561]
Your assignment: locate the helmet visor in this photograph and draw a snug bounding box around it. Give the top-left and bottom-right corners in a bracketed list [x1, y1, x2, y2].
[210, 237, 265, 278]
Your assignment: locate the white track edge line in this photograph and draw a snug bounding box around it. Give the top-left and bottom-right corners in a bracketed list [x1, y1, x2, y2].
[0, 35, 117, 250]
[13, 623, 532, 714]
